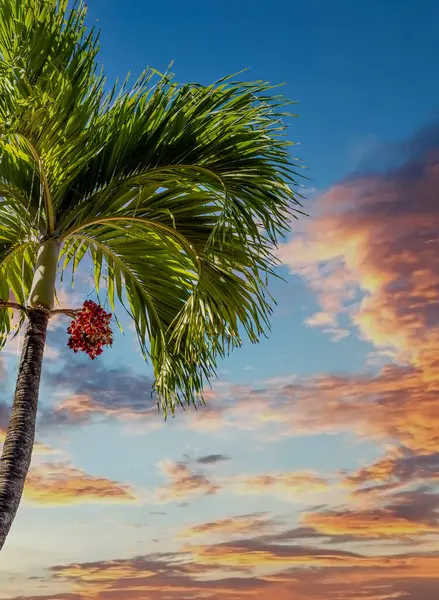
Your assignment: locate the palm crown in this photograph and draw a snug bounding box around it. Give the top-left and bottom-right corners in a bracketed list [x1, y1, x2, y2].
[0, 0, 304, 414]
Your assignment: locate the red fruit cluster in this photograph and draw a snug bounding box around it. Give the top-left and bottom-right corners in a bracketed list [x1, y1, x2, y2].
[67, 300, 113, 360]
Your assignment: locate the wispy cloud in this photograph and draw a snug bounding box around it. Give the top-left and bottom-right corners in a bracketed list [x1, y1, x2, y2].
[233, 471, 329, 500]
[177, 512, 278, 540]
[154, 459, 220, 504]
[24, 462, 138, 505]
[152, 458, 331, 506]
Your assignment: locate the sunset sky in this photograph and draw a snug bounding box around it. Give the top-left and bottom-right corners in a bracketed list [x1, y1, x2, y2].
[1, 1, 439, 599]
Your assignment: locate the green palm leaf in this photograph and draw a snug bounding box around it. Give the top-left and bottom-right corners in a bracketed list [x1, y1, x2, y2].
[0, 220, 36, 347]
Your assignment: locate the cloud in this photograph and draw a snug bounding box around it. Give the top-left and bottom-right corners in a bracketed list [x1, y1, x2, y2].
[274, 132, 439, 557]
[278, 135, 439, 380]
[24, 462, 138, 505]
[233, 471, 329, 500]
[303, 496, 439, 539]
[32, 355, 438, 468]
[43, 333, 436, 454]
[196, 454, 231, 465]
[303, 312, 350, 342]
[173, 365, 437, 458]
[5, 542, 439, 600]
[177, 513, 278, 540]
[44, 552, 260, 599]
[0, 400, 64, 455]
[304, 311, 336, 327]
[186, 538, 364, 569]
[155, 459, 220, 504]
[40, 362, 156, 429]
[285, 366, 439, 453]
[345, 448, 439, 498]
[152, 458, 330, 506]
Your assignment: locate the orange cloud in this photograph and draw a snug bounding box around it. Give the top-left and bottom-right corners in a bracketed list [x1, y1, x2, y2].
[304, 508, 437, 538]
[186, 539, 366, 570]
[177, 364, 438, 457]
[288, 366, 439, 453]
[46, 391, 162, 437]
[319, 554, 439, 585]
[275, 148, 439, 472]
[153, 458, 330, 506]
[48, 553, 257, 598]
[344, 448, 439, 498]
[155, 459, 220, 504]
[185, 540, 439, 595]
[300, 484, 439, 544]
[4, 542, 439, 600]
[51, 393, 149, 423]
[24, 462, 137, 505]
[178, 513, 276, 539]
[279, 148, 439, 380]
[234, 471, 329, 499]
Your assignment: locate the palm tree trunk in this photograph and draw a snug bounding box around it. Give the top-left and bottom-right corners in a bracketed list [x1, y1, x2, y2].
[0, 307, 49, 550]
[0, 238, 60, 551]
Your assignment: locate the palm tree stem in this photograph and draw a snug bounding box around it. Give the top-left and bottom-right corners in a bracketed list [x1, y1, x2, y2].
[51, 308, 79, 318]
[0, 302, 80, 318]
[28, 239, 61, 310]
[0, 301, 27, 313]
[0, 307, 50, 550]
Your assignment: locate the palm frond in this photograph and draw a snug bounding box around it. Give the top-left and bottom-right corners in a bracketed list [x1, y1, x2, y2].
[0, 219, 36, 348]
[60, 210, 280, 414]
[55, 73, 305, 238]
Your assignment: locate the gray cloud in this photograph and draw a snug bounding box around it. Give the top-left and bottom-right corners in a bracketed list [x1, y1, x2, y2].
[196, 454, 231, 465]
[39, 360, 155, 429]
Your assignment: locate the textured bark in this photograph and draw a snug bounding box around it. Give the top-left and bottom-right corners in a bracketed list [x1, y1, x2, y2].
[0, 308, 49, 551]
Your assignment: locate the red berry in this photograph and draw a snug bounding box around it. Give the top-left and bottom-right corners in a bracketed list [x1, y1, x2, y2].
[66, 300, 113, 360]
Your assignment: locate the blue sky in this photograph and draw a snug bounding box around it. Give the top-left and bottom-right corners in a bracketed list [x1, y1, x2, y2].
[87, 0, 439, 188]
[1, 2, 439, 599]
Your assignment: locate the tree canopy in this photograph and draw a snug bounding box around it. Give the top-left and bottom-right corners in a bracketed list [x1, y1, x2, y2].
[0, 0, 305, 414]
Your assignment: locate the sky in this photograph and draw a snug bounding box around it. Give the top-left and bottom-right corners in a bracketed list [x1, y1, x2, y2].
[1, 1, 439, 599]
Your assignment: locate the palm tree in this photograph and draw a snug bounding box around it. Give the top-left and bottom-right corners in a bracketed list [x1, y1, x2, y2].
[0, 0, 304, 551]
